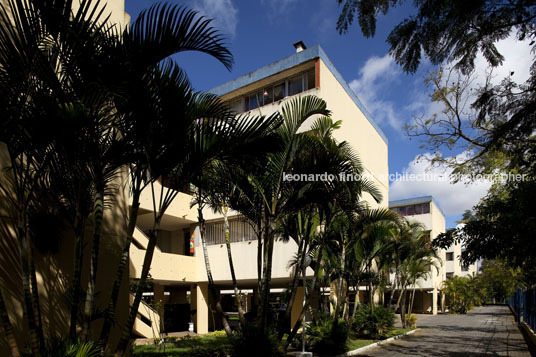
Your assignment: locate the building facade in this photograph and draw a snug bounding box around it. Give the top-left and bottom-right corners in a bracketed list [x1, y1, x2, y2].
[389, 196, 478, 314]
[131, 42, 390, 337]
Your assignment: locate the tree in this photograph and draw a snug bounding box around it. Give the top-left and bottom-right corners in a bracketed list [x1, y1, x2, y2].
[336, 0, 536, 175]
[0, 0, 123, 353]
[479, 260, 522, 303]
[442, 276, 484, 314]
[433, 179, 536, 283]
[336, 0, 536, 74]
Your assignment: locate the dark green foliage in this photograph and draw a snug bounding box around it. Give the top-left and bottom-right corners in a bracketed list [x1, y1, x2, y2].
[442, 276, 485, 314]
[434, 180, 536, 284]
[306, 317, 349, 356]
[22, 339, 100, 357]
[231, 322, 284, 357]
[132, 334, 231, 357]
[352, 304, 395, 339]
[479, 260, 522, 303]
[336, 0, 536, 74]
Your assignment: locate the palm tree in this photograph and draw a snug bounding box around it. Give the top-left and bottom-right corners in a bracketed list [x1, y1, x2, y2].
[0, 0, 120, 353]
[386, 220, 440, 327]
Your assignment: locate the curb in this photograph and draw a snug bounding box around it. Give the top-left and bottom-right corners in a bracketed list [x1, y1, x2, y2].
[339, 328, 419, 356]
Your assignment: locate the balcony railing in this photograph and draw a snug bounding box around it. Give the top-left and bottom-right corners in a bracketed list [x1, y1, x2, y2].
[205, 217, 257, 246]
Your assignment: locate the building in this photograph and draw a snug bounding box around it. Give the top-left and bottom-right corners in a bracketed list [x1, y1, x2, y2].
[128, 42, 390, 337]
[389, 195, 478, 314]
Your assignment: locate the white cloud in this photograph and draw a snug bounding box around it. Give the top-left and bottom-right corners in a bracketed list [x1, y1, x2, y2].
[473, 34, 533, 87]
[389, 152, 492, 216]
[192, 0, 238, 38]
[349, 54, 403, 130]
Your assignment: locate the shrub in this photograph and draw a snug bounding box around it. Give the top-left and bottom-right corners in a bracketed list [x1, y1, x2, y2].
[231, 322, 284, 357]
[352, 304, 395, 339]
[306, 317, 349, 356]
[208, 330, 227, 337]
[24, 338, 100, 357]
[405, 314, 417, 328]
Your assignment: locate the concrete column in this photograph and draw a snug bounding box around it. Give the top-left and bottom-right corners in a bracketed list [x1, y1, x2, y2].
[432, 287, 438, 315]
[441, 291, 446, 313]
[154, 283, 165, 305]
[291, 286, 305, 330]
[154, 283, 165, 328]
[195, 283, 209, 334]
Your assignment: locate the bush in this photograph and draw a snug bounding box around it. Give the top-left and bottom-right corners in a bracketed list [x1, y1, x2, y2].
[405, 314, 417, 329]
[231, 322, 284, 357]
[306, 317, 349, 356]
[352, 304, 395, 339]
[24, 338, 100, 357]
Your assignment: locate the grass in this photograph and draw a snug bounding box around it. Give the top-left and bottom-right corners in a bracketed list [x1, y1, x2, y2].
[132, 333, 231, 356]
[346, 328, 415, 351]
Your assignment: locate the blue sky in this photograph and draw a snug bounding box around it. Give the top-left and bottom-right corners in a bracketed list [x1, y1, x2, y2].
[125, 0, 532, 228]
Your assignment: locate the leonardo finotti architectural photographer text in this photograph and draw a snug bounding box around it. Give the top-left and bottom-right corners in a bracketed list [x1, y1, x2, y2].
[282, 172, 529, 183]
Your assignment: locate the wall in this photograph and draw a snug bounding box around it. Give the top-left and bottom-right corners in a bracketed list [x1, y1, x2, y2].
[317, 58, 389, 208]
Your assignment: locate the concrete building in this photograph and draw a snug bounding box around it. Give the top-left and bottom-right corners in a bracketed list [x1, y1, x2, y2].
[389, 196, 478, 314]
[131, 42, 390, 337]
[0, 0, 389, 345]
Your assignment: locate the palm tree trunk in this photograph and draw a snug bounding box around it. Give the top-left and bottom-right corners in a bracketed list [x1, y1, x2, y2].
[99, 187, 141, 347]
[278, 237, 306, 340]
[256, 218, 262, 302]
[69, 218, 85, 340]
[116, 215, 163, 355]
[400, 288, 407, 328]
[334, 245, 346, 320]
[350, 285, 360, 322]
[284, 248, 323, 351]
[259, 214, 275, 332]
[17, 219, 41, 356]
[28, 247, 44, 349]
[197, 202, 232, 337]
[81, 186, 104, 341]
[222, 209, 245, 326]
[0, 288, 20, 356]
[343, 288, 350, 321]
[408, 285, 416, 317]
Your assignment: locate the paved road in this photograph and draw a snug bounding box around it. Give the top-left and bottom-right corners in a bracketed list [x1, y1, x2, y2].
[355, 305, 532, 356]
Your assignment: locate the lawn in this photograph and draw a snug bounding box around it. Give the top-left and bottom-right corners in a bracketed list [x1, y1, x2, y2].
[132, 328, 415, 356]
[132, 332, 231, 356]
[346, 328, 415, 351]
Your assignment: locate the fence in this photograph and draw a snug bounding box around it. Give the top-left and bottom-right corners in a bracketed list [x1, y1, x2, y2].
[510, 287, 536, 332]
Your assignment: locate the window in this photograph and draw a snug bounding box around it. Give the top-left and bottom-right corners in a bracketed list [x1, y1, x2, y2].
[288, 75, 303, 96]
[391, 203, 431, 217]
[273, 83, 285, 101]
[446, 272, 454, 279]
[247, 92, 263, 111]
[241, 69, 315, 111]
[461, 265, 469, 272]
[306, 69, 315, 90]
[446, 252, 454, 261]
[422, 203, 430, 214]
[263, 87, 274, 105]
